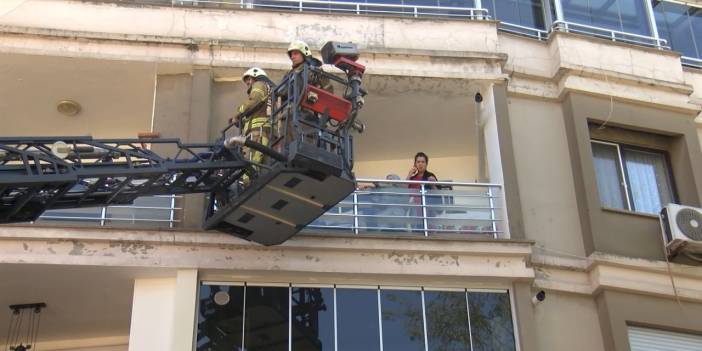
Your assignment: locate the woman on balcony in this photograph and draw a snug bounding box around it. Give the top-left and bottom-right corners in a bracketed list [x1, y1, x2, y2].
[407, 152, 438, 231]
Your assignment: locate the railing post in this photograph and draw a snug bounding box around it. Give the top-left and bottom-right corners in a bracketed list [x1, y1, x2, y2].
[352, 191, 359, 235]
[421, 183, 428, 236]
[643, 0, 661, 48]
[488, 186, 497, 239]
[356, 3, 360, 15]
[169, 195, 176, 229]
[299, 0, 303, 12]
[414, 7, 418, 18]
[100, 206, 107, 227]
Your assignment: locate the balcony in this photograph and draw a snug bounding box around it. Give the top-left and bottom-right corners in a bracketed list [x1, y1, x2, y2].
[308, 178, 503, 238]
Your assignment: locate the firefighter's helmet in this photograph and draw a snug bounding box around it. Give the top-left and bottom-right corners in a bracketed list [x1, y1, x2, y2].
[242, 67, 268, 81]
[287, 40, 312, 57]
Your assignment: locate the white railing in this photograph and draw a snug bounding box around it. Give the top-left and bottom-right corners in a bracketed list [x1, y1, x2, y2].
[551, 20, 669, 49]
[499, 22, 549, 41]
[682, 56, 702, 69]
[154, 0, 492, 19]
[306, 178, 504, 238]
[37, 195, 181, 228]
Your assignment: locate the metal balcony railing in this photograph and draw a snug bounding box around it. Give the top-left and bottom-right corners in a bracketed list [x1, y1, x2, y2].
[682, 56, 702, 69]
[114, 0, 490, 19]
[306, 178, 504, 238]
[37, 195, 181, 228]
[550, 20, 669, 50]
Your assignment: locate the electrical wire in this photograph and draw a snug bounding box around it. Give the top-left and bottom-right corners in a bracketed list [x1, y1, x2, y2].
[597, 71, 615, 130]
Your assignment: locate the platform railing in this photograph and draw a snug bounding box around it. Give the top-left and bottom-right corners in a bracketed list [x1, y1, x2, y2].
[306, 178, 504, 238]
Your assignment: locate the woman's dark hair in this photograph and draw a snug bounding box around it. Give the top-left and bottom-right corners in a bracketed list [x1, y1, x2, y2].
[414, 152, 429, 163]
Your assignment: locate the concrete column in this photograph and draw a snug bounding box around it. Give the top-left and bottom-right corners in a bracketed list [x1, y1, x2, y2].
[128, 278, 177, 351]
[127, 270, 198, 351]
[490, 83, 525, 239]
[171, 269, 199, 351]
[152, 70, 214, 229]
[512, 282, 538, 351]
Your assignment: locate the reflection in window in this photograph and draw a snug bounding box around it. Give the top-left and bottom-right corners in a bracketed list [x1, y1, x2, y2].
[197, 285, 245, 351]
[292, 287, 335, 351]
[468, 292, 516, 351]
[245, 286, 290, 351]
[424, 291, 471, 351]
[198, 284, 517, 351]
[380, 290, 425, 351]
[482, 0, 546, 29]
[337, 288, 381, 351]
[561, 0, 651, 35]
[653, 1, 702, 59]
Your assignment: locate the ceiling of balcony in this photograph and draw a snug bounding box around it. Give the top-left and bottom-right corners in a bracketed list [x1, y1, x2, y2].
[0, 263, 173, 346]
[0, 53, 155, 139]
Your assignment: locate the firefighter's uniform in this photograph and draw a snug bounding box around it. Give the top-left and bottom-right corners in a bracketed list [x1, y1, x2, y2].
[235, 67, 271, 166]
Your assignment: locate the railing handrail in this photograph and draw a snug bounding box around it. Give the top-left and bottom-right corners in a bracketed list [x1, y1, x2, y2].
[551, 20, 669, 48]
[175, 0, 489, 13]
[356, 177, 503, 188]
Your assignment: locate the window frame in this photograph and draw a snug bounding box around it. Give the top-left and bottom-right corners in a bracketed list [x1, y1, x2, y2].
[196, 282, 519, 351]
[590, 138, 678, 214]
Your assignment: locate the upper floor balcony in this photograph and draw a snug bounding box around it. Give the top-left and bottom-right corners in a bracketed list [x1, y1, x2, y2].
[79, 0, 702, 69]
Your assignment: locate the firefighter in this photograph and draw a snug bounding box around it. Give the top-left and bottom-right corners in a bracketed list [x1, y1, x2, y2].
[233, 67, 272, 166]
[286, 39, 333, 93]
[277, 40, 334, 150]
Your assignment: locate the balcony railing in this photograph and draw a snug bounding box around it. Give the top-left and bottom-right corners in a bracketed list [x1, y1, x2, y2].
[114, 0, 491, 19]
[550, 20, 669, 50]
[682, 56, 702, 69]
[306, 178, 504, 238]
[36, 195, 181, 228]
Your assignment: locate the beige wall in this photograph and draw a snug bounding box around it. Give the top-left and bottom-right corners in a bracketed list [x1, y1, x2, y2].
[534, 292, 606, 351]
[508, 97, 585, 257]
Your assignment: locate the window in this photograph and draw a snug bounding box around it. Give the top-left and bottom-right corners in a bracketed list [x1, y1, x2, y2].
[652, 1, 702, 60]
[561, 0, 651, 36]
[197, 283, 517, 351]
[482, 0, 546, 29]
[591, 140, 676, 214]
[628, 325, 702, 350]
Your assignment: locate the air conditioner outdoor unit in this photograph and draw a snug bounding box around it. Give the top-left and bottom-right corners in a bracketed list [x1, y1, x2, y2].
[660, 204, 702, 256]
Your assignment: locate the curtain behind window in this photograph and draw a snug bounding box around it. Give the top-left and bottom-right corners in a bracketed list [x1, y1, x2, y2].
[592, 142, 627, 209]
[622, 148, 674, 214]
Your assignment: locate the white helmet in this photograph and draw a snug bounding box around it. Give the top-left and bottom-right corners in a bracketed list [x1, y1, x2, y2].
[241, 67, 268, 81]
[287, 40, 312, 57]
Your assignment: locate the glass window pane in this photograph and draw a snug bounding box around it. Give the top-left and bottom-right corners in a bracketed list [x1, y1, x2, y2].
[563, 0, 651, 35]
[468, 292, 516, 351]
[245, 286, 290, 351]
[653, 1, 697, 57]
[337, 288, 381, 351]
[688, 7, 702, 59]
[591, 142, 628, 210]
[380, 289, 425, 351]
[424, 291, 471, 351]
[622, 148, 674, 214]
[291, 287, 335, 351]
[618, 0, 650, 35]
[197, 284, 245, 351]
[518, 0, 546, 29]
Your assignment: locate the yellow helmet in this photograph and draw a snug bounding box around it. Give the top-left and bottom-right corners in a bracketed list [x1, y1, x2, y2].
[241, 67, 268, 80]
[287, 40, 312, 57]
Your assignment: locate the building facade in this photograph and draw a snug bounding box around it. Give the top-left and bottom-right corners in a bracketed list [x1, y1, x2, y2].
[1, 0, 702, 350]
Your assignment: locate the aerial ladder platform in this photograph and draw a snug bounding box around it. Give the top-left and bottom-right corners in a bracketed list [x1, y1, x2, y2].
[0, 42, 366, 246]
